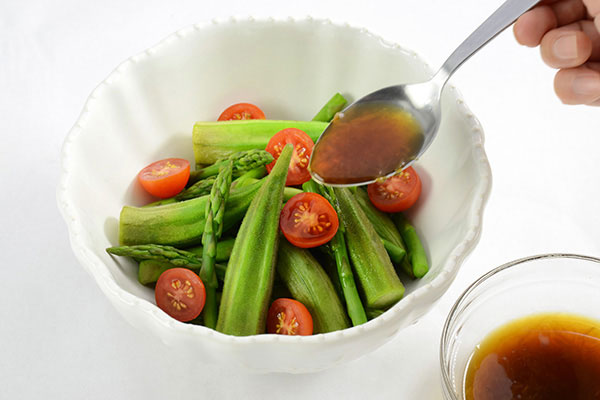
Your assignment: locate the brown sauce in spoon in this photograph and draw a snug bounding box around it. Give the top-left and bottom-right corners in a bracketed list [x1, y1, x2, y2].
[308, 102, 424, 185]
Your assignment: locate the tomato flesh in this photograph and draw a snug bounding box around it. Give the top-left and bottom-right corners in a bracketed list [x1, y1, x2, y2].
[367, 166, 422, 212]
[217, 102, 266, 121]
[280, 192, 339, 248]
[138, 158, 190, 199]
[267, 298, 313, 336]
[265, 128, 314, 186]
[155, 268, 206, 322]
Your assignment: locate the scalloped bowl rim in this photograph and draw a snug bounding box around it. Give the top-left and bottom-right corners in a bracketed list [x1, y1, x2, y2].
[57, 17, 492, 348]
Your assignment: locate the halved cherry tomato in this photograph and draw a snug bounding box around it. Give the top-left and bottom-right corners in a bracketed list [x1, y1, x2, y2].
[267, 298, 313, 336]
[155, 268, 206, 322]
[280, 192, 339, 248]
[217, 102, 266, 121]
[265, 128, 314, 186]
[367, 166, 422, 212]
[138, 158, 190, 199]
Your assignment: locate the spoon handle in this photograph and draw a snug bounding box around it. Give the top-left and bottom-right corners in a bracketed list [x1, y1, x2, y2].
[434, 0, 542, 86]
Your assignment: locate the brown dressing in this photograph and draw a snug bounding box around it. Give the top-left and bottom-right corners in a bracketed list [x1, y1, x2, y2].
[464, 313, 600, 400]
[308, 102, 424, 185]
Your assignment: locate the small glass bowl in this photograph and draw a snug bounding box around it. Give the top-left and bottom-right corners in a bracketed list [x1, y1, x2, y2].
[440, 253, 600, 400]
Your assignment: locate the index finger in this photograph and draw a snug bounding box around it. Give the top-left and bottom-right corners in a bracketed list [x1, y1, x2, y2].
[514, 6, 557, 46]
[514, 0, 589, 46]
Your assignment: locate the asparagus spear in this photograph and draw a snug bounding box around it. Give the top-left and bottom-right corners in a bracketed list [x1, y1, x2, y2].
[190, 149, 273, 183]
[312, 93, 348, 122]
[145, 176, 218, 207]
[106, 244, 203, 268]
[392, 213, 429, 278]
[317, 251, 345, 302]
[302, 180, 367, 326]
[107, 240, 235, 286]
[381, 238, 407, 266]
[200, 209, 218, 326]
[199, 160, 233, 329]
[143, 166, 263, 208]
[176, 177, 216, 201]
[231, 167, 267, 188]
[107, 239, 234, 264]
[354, 188, 407, 264]
[320, 186, 368, 326]
[301, 179, 320, 194]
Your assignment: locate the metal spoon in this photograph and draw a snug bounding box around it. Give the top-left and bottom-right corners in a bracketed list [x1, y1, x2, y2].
[309, 0, 542, 186]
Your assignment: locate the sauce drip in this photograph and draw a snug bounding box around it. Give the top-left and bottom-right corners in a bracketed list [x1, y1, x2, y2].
[308, 102, 424, 185]
[464, 313, 600, 400]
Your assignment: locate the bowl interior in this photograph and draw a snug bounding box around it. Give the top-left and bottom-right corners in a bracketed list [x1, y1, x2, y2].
[59, 18, 490, 372]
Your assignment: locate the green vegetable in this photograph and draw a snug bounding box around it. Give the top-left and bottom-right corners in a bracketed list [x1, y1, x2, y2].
[190, 149, 274, 183]
[277, 239, 350, 333]
[118, 179, 263, 247]
[312, 93, 348, 122]
[137, 259, 227, 286]
[199, 160, 233, 329]
[214, 263, 226, 282]
[354, 188, 407, 264]
[366, 308, 386, 320]
[143, 177, 217, 209]
[317, 251, 345, 302]
[322, 186, 368, 326]
[283, 187, 303, 202]
[335, 187, 405, 309]
[232, 167, 268, 188]
[381, 239, 407, 266]
[187, 237, 235, 262]
[193, 120, 327, 164]
[176, 177, 216, 201]
[216, 144, 293, 336]
[145, 167, 266, 208]
[392, 213, 429, 278]
[247, 177, 301, 201]
[303, 181, 367, 326]
[301, 179, 320, 194]
[143, 197, 177, 207]
[106, 244, 202, 268]
[107, 241, 233, 286]
[138, 260, 171, 285]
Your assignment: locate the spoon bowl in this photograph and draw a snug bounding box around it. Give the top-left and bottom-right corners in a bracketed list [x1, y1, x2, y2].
[309, 0, 542, 186]
[309, 80, 442, 187]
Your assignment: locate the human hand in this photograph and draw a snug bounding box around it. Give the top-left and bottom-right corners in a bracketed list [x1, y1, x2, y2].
[514, 0, 600, 105]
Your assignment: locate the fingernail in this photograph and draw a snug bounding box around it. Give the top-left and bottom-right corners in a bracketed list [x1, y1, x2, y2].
[553, 34, 578, 60]
[572, 74, 600, 96]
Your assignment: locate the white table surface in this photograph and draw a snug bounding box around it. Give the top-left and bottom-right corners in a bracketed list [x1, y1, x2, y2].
[2, 0, 599, 399]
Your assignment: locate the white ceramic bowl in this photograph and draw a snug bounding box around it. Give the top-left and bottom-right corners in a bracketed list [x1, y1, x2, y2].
[57, 17, 491, 373]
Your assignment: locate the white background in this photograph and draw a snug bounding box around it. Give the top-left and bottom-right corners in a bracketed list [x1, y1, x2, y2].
[1, 0, 599, 399]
